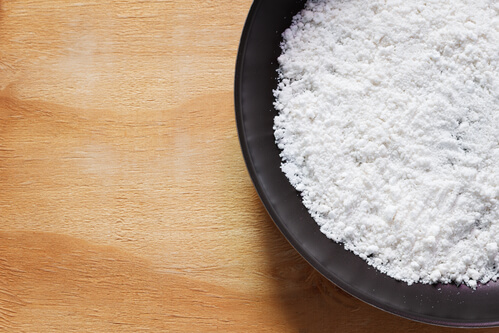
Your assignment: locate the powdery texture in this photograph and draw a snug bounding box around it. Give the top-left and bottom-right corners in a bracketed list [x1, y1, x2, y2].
[274, 0, 499, 288]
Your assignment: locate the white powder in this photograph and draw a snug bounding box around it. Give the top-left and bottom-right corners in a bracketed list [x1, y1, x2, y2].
[274, 0, 499, 288]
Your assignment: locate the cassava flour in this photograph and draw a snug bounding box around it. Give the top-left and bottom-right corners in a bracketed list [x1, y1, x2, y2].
[274, 0, 499, 288]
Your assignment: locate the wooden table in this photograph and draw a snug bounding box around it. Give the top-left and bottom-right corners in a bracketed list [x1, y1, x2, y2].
[0, 1, 496, 331]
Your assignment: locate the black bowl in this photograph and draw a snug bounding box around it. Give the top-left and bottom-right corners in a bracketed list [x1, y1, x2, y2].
[234, 0, 499, 327]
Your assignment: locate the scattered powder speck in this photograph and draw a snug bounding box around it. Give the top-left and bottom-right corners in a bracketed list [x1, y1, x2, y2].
[273, 0, 499, 288]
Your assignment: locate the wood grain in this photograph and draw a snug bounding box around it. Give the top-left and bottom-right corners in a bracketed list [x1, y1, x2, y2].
[0, 0, 497, 331]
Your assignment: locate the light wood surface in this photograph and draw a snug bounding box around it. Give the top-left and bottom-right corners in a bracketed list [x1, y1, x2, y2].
[0, 1, 497, 331]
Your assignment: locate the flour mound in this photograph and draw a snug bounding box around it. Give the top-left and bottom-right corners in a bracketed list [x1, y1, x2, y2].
[274, 0, 499, 288]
